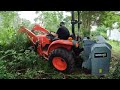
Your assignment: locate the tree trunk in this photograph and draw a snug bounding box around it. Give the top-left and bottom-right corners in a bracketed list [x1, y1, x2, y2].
[81, 11, 92, 37]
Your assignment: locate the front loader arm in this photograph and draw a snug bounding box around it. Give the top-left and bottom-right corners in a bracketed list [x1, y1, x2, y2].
[18, 26, 38, 44]
[32, 24, 50, 34]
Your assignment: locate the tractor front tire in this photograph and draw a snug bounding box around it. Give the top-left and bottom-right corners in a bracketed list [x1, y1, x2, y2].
[48, 48, 75, 73]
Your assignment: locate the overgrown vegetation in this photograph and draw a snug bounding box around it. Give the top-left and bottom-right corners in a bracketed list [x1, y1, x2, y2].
[0, 11, 120, 79]
[107, 40, 120, 79]
[0, 33, 98, 79]
[91, 25, 108, 39]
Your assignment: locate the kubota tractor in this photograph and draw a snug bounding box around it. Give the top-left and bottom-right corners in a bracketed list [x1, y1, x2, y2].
[18, 11, 112, 76]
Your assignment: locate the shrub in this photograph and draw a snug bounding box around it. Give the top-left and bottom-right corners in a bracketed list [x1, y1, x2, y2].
[90, 26, 108, 39]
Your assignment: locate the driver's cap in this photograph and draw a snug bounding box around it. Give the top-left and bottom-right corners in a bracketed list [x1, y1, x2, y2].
[60, 22, 65, 26]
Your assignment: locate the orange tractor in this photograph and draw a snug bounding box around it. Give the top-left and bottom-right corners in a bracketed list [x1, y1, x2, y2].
[18, 11, 82, 73]
[18, 11, 112, 76]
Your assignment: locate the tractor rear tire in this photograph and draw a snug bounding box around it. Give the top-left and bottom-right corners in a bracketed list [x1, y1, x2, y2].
[48, 48, 75, 73]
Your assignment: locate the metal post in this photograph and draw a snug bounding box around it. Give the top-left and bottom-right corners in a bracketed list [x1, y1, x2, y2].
[71, 11, 75, 39]
[78, 11, 80, 36]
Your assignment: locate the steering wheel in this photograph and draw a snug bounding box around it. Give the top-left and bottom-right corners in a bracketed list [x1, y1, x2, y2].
[46, 32, 56, 41]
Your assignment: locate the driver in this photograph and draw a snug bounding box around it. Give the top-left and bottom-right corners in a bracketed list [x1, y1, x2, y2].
[52, 22, 70, 40]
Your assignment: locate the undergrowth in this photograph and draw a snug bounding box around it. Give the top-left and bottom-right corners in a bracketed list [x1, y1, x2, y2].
[0, 27, 120, 79]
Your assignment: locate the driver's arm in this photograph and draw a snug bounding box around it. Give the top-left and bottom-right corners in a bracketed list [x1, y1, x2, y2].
[51, 32, 58, 38]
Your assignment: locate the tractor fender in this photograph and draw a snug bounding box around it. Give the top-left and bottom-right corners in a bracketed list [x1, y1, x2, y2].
[47, 40, 78, 55]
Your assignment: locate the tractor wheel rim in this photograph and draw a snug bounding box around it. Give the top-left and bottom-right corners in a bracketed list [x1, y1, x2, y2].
[52, 57, 67, 71]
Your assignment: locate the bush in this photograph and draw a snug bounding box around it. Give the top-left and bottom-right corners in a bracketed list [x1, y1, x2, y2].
[96, 26, 108, 39]
[96, 26, 107, 33]
[111, 60, 120, 79]
[0, 48, 56, 79]
[91, 31, 100, 37]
